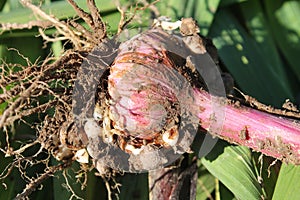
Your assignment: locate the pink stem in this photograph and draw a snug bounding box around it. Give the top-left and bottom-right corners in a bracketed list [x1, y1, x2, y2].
[194, 88, 300, 164]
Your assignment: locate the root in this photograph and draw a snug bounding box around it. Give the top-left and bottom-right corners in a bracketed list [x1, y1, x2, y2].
[62, 169, 84, 200]
[0, 0, 159, 198]
[20, 0, 85, 49]
[0, 20, 53, 33]
[116, 0, 161, 34]
[15, 162, 72, 200]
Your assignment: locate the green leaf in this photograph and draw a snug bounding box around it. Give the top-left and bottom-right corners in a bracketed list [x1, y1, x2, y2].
[184, 0, 220, 35]
[157, 0, 220, 36]
[0, 37, 44, 65]
[272, 164, 300, 200]
[117, 173, 149, 200]
[0, 0, 119, 36]
[265, 0, 300, 82]
[0, 168, 17, 200]
[0, 155, 26, 199]
[86, 170, 107, 200]
[51, 41, 63, 58]
[0, 0, 117, 24]
[155, 0, 188, 19]
[219, 0, 247, 7]
[53, 171, 72, 200]
[219, 182, 236, 200]
[0, 0, 7, 11]
[201, 141, 264, 200]
[197, 163, 216, 200]
[0, 102, 8, 115]
[209, 8, 294, 106]
[240, 0, 294, 98]
[52, 161, 86, 200]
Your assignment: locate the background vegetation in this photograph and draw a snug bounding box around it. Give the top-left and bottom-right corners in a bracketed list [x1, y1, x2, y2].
[0, 0, 300, 199]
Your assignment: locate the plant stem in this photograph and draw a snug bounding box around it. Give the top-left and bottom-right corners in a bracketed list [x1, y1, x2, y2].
[194, 88, 300, 164]
[149, 159, 197, 200]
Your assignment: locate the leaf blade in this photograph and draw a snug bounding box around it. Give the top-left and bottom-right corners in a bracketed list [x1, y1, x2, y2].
[201, 141, 264, 200]
[209, 8, 294, 106]
[272, 164, 300, 200]
[265, 0, 300, 82]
